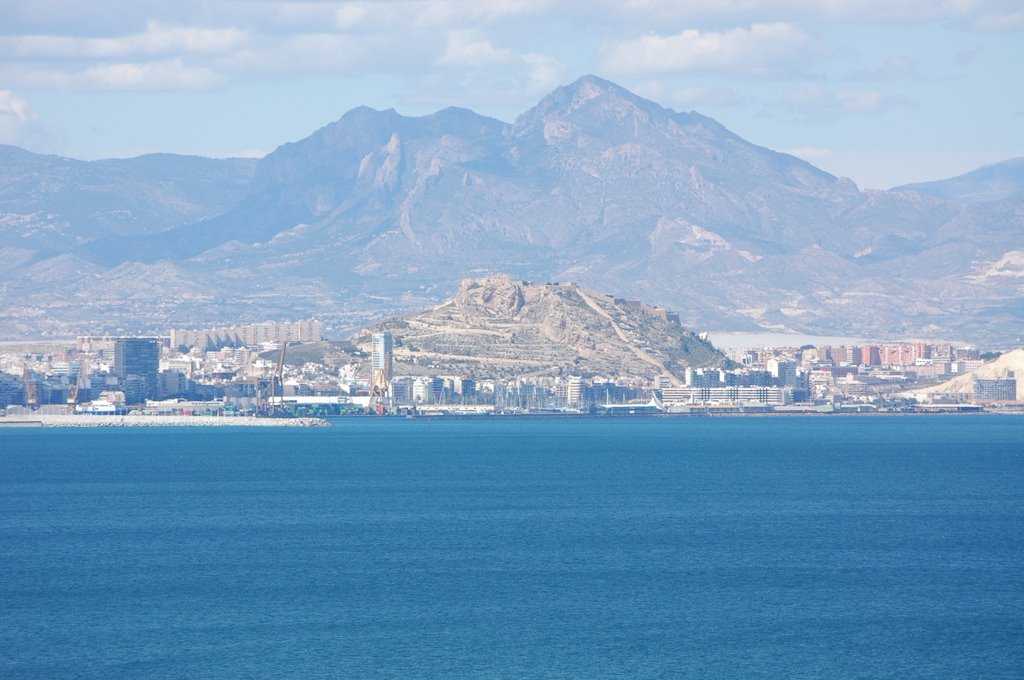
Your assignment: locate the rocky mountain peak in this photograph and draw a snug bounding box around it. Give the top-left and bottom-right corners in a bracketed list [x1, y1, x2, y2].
[511, 74, 667, 139]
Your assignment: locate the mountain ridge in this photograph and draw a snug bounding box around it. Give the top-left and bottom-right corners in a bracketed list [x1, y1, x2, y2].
[1, 75, 1021, 344]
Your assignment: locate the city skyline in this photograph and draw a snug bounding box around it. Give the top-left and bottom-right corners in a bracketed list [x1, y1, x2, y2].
[4, 328, 1020, 415]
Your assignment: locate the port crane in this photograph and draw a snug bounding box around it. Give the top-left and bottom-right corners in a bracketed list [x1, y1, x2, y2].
[272, 341, 287, 412]
[251, 342, 289, 415]
[21, 366, 38, 408]
[367, 349, 393, 415]
[67, 358, 89, 405]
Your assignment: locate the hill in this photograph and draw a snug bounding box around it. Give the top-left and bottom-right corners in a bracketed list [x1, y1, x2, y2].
[355, 275, 724, 381]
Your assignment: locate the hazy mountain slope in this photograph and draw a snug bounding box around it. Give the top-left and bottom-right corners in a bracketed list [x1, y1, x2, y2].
[0, 76, 1021, 344]
[893, 158, 1024, 205]
[124, 106, 511, 265]
[0, 146, 257, 256]
[169, 77, 884, 294]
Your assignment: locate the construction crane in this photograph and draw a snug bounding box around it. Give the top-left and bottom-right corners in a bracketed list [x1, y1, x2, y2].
[22, 366, 39, 408]
[272, 341, 287, 413]
[67, 358, 89, 405]
[367, 349, 393, 415]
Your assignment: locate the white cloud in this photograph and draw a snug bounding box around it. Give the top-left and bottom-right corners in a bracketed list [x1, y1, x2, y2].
[5, 0, 1022, 40]
[83, 59, 224, 90]
[218, 32, 394, 75]
[601, 23, 820, 77]
[0, 59, 224, 91]
[412, 0, 549, 27]
[0, 20, 249, 91]
[0, 21, 248, 59]
[435, 31, 564, 95]
[437, 31, 515, 68]
[597, 0, 1024, 26]
[781, 85, 913, 118]
[0, 0, 1016, 101]
[0, 26, 420, 90]
[522, 54, 564, 94]
[0, 90, 66, 152]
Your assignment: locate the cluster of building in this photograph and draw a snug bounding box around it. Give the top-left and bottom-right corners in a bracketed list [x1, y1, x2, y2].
[168, 320, 322, 351]
[1, 326, 1019, 417]
[719, 342, 1020, 405]
[3, 337, 165, 413]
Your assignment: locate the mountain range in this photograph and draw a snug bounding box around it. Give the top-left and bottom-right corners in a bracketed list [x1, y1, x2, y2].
[2, 75, 1022, 344]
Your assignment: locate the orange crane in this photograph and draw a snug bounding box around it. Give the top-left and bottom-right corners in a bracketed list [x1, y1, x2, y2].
[68, 358, 89, 405]
[272, 341, 287, 413]
[22, 366, 38, 408]
[368, 350, 393, 415]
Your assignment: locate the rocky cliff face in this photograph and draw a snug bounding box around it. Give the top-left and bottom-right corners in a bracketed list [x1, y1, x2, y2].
[359, 275, 724, 380]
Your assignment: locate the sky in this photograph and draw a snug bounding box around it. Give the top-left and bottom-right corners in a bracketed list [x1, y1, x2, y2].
[0, 0, 1021, 190]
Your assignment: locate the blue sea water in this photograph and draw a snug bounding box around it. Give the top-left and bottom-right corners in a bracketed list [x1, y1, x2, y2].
[1, 415, 1023, 679]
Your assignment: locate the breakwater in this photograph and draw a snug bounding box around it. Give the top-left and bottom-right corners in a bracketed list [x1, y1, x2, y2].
[0, 415, 330, 428]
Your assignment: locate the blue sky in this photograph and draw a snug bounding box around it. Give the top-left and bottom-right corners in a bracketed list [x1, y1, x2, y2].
[1, 0, 1021, 189]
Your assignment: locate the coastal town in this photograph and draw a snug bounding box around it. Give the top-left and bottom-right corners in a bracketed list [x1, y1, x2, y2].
[2, 316, 1020, 424]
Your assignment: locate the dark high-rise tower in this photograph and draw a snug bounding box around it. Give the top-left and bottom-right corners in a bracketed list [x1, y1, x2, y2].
[114, 337, 159, 404]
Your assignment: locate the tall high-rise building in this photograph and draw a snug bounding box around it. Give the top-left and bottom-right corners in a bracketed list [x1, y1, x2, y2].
[114, 338, 159, 404]
[566, 377, 584, 406]
[371, 333, 394, 375]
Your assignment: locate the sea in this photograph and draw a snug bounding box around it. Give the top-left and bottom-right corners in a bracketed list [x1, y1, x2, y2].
[2, 415, 1022, 679]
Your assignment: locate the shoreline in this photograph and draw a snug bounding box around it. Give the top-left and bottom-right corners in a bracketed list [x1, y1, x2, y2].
[2, 410, 1020, 428]
[0, 415, 330, 428]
